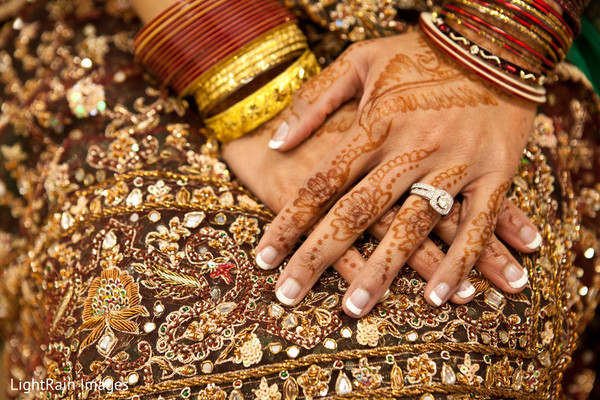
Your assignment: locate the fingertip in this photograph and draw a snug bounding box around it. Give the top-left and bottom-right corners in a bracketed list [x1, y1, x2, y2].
[268, 121, 289, 150]
[276, 277, 301, 306]
[256, 246, 280, 270]
[427, 282, 450, 307]
[455, 280, 476, 299]
[522, 230, 542, 251]
[344, 287, 371, 318]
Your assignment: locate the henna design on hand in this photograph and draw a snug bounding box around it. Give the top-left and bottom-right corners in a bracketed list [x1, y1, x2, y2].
[457, 181, 511, 276]
[297, 58, 351, 105]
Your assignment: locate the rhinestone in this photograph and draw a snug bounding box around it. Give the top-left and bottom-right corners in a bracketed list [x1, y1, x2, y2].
[442, 364, 456, 384]
[97, 331, 117, 355]
[126, 188, 143, 207]
[144, 322, 156, 333]
[286, 346, 300, 358]
[210, 288, 221, 300]
[201, 361, 214, 373]
[183, 212, 205, 228]
[469, 45, 479, 54]
[154, 301, 165, 315]
[323, 339, 337, 350]
[103, 376, 114, 388]
[268, 304, 284, 318]
[421, 394, 435, 400]
[148, 211, 161, 222]
[323, 295, 339, 308]
[130, 213, 139, 222]
[484, 288, 506, 310]
[500, 331, 509, 343]
[538, 351, 551, 367]
[61, 211, 74, 230]
[282, 314, 298, 329]
[269, 342, 282, 354]
[406, 331, 418, 342]
[114, 71, 126, 83]
[229, 390, 243, 400]
[214, 213, 227, 225]
[341, 327, 352, 338]
[335, 371, 352, 395]
[217, 302, 236, 314]
[102, 231, 117, 249]
[127, 372, 139, 385]
[481, 332, 491, 344]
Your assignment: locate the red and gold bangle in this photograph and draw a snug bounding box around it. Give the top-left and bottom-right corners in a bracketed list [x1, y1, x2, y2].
[433, 17, 546, 85]
[171, 12, 295, 93]
[442, 10, 546, 72]
[421, 12, 546, 103]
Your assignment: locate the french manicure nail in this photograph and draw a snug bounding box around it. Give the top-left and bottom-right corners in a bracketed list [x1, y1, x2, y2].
[346, 288, 370, 316]
[256, 246, 278, 270]
[268, 121, 289, 149]
[456, 280, 476, 298]
[379, 289, 391, 302]
[276, 278, 301, 306]
[520, 226, 542, 250]
[430, 283, 450, 306]
[504, 264, 528, 288]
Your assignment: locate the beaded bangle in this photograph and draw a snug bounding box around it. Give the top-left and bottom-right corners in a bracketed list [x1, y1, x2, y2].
[421, 13, 546, 103]
[434, 17, 546, 86]
[203, 50, 321, 143]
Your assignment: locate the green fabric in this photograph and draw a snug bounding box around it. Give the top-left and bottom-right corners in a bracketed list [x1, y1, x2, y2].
[566, 16, 600, 94]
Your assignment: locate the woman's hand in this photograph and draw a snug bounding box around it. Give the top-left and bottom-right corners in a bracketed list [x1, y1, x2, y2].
[223, 99, 540, 314]
[254, 31, 539, 316]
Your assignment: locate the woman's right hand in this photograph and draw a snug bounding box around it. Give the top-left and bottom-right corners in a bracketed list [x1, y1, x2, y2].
[222, 100, 541, 311]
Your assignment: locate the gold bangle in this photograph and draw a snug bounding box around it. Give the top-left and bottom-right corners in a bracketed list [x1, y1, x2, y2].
[203, 50, 321, 143]
[183, 23, 309, 112]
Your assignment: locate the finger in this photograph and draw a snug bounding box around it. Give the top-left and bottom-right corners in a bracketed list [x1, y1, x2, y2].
[268, 46, 366, 151]
[424, 180, 511, 307]
[341, 196, 441, 317]
[433, 202, 528, 295]
[271, 149, 433, 306]
[495, 199, 542, 252]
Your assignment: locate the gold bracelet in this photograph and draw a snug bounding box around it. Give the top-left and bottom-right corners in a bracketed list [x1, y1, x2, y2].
[183, 23, 308, 112]
[514, 0, 572, 48]
[203, 50, 321, 143]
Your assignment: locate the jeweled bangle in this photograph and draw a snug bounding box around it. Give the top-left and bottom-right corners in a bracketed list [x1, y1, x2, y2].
[434, 17, 546, 85]
[203, 50, 321, 143]
[421, 12, 546, 103]
[184, 23, 308, 113]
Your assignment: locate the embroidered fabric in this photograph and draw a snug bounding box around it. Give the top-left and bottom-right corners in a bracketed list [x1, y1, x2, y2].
[0, 1, 599, 399]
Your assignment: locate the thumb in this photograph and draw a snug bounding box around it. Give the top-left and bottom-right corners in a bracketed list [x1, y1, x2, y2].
[269, 49, 365, 151]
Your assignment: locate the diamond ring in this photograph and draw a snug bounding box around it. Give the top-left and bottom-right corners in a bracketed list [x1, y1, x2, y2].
[409, 183, 454, 216]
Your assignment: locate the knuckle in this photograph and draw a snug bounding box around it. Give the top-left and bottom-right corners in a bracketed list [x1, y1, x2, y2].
[295, 247, 329, 275]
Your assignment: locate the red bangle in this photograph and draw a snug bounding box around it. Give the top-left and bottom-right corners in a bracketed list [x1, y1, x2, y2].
[155, 1, 289, 83]
[172, 11, 294, 93]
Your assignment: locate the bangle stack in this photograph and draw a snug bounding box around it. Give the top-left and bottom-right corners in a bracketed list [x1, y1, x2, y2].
[133, 0, 320, 142]
[421, 0, 581, 103]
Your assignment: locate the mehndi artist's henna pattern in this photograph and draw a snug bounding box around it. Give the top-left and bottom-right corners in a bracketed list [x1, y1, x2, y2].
[270, 40, 500, 251]
[386, 165, 469, 263]
[455, 181, 511, 277]
[297, 58, 352, 105]
[330, 148, 437, 241]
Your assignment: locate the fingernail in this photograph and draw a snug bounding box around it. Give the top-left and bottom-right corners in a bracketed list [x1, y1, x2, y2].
[520, 226, 542, 250]
[346, 288, 370, 316]
[429, 283, 450, 306]
[256, 246, 278, 270]
[504, 264, 528, 288]
[456, 280, 476, 298]
[268, 121, 289, 149]
[379, 289, 391, 302]
[276, 278, 301, 306]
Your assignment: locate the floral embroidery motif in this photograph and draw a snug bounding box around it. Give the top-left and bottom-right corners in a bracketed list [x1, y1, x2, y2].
[406, 354, 437, 385]
[229, 215, 261, 244]
[351, 358, 382, 389]
[79, 268, 148, 352]
[298, 365, 332, 399]
[253, 377, 281, 400]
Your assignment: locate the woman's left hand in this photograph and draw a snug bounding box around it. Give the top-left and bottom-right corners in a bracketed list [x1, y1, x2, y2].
[255, 31, 538, 315]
